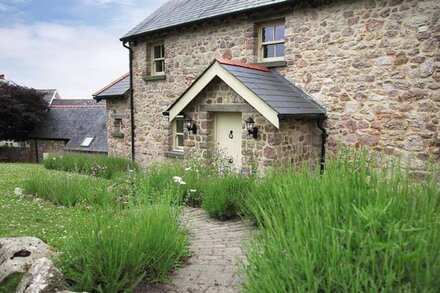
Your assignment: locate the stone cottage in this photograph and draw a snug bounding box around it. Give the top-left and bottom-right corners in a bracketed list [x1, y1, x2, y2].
[97, 0, 439, 173]
[0, 99, 108, 163]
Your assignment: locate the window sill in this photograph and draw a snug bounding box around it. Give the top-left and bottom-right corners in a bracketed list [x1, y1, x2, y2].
[111, 132, 124, 138]
[256, 60, 287, 68]
[143, 75, 166, 82]
[164, 150, 184, 159]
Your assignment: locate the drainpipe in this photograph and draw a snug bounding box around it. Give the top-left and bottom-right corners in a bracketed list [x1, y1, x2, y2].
[317, 116, 328, 174]
[123, 41, 136, 162]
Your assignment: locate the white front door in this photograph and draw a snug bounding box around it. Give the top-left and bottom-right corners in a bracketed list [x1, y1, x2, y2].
[215, 112, 242, 170]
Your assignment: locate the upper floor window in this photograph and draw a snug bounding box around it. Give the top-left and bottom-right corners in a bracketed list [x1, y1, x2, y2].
[152, 43, 165, 76]
[173, 115, 184, 151]
[258, 21, 285, 62]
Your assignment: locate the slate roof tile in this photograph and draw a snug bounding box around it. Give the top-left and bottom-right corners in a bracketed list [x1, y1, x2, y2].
[28, 99, 108, 153]
[122, 0, 291, 40]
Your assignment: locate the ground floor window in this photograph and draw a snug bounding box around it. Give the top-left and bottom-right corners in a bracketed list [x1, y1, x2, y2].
[174, 115, 184, 151]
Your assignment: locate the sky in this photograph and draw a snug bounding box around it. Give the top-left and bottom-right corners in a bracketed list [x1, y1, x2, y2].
[0, 0, 167, 99]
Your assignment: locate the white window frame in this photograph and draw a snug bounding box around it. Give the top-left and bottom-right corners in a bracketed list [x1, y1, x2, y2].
[173, 115, 184, 151]
[258, 20, 285, 62]
[151, 42, 165, 76]
[81, 137, 94, 147]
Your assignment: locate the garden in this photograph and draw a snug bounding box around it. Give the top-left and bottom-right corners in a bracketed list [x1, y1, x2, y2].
[0, 150, 439, 292]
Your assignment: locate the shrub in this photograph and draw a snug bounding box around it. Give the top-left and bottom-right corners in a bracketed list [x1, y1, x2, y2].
[133, 161, 204, 206]
[202, 174, 253, 220]
[24, 172, 118, 206]
[59, 204, 188, 292]
[242, 150, 440, 292]
[43, 153, 138, 179]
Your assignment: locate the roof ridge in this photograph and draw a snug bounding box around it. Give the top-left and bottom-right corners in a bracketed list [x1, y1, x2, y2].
[93, 73, 129, 96]
[216, 58, 270, 72]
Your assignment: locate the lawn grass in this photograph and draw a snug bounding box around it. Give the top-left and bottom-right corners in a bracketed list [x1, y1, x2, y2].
[242, 151, 440, 292]
[0, 164, 94, 249]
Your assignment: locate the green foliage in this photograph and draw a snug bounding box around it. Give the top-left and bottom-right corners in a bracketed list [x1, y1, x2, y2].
[43, 153, 138, 179]
[23, 172, 118, 206]
[202, 174, 253, 220]
[242, 150, 440, 292]
[59, 204, 188, 293]
[133, 160, 205, 207]
[0, 81, 48, 140]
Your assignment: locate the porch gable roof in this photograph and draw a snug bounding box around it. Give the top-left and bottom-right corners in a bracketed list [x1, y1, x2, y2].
[164, 59, 325, 129]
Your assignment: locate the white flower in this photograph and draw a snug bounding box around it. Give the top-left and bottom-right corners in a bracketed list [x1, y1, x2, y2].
[179, 181, 187, 185]
[172, 176, 182, 182]
[190, 189, 197, 192]
[184, 167, 191, 171]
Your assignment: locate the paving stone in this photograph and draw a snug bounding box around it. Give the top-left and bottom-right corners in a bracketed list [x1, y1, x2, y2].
[148, 208, 250, 293]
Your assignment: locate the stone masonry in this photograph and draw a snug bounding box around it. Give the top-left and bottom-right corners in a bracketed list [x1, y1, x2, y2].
[105, 95, 132, 158]
[183, 77, 322, 172]
[106, 0, 439, 172]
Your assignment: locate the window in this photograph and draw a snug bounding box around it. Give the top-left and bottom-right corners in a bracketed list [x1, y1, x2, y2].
[151, 43, 165, 76]
[173, 116, 184, 151]
[81, 137, 94, 147]
[259, 21, 285, 61]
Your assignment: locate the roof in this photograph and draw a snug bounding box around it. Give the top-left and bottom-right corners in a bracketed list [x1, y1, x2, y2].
[93, 73, 130, 100]
[122, 0, 291, 40]
[28, 99, 108, 153]
[165, 59, 325, 128]
[221, 61, 325, 116]
[36, 89, 57, 105]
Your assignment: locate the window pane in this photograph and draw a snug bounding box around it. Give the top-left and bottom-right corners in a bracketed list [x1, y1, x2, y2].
[161, 45, 165, 58]
[275, 25, 285, 41]
[177, 134, 184, 147]
[262, 26, 274, 42]
[155, 60, 164, 73]
[263, 44, 276, 58]
[154, 45, 162, 58]
[176, 118, 183, 132]
[276, 43, 285, 57]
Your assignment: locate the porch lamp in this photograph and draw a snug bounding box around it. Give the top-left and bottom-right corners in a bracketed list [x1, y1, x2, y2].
[245, 117, 258, 139]
[184, 115, 197, 134]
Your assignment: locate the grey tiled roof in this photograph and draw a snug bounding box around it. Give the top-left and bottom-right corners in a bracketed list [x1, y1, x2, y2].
[28, 99, 108, 153]
[93, 74, 129, 100]
[221, 64, 325, 116]
[122, 0, 290, 40]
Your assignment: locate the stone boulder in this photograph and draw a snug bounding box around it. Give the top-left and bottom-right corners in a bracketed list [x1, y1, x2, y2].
[16, 257, 67, 293]
[0, 237, 55, 283]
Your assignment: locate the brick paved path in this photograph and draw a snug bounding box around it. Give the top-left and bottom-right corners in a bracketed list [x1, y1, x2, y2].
[146, 207, 249, 293]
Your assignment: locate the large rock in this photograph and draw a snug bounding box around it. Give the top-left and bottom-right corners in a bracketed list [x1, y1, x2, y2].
[0, 237, 55, 283]
[16, 257, 67, 293]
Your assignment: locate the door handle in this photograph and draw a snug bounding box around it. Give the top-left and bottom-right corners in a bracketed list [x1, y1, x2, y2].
[229, 130, 233, 139]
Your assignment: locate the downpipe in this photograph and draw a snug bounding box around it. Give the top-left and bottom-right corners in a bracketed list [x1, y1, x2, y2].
[317, 116, 328, 174]
[123, 41, 136, 162]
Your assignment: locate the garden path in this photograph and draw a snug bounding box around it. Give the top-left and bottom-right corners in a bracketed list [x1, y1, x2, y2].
[144, 207, 250, 293]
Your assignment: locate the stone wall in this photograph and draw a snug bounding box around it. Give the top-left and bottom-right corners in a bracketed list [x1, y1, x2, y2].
[0, 144, 35, 163]
[105, 95, 132, 159]
[183, 77, 322, 173]
[278, 0, 439, 171]
[35, 140, 67, 163]
[119, 0, 439, 171]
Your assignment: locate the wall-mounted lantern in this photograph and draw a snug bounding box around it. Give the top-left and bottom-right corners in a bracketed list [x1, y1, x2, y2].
[245, 117, 258, 139]
[184, 115, 197, 134]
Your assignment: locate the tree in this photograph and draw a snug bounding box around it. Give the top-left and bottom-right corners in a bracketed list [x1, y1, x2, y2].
[0, 81, 49, 140]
